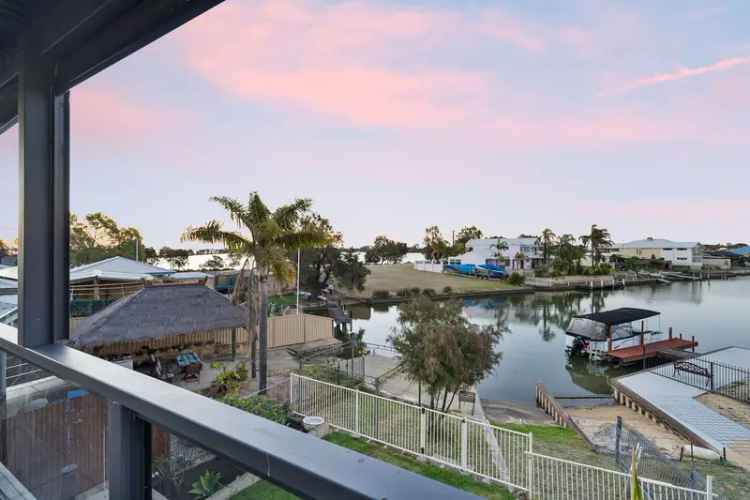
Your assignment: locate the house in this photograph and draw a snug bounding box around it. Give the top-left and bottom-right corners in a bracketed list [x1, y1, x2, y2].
[603, 238, 704, 269]
[459, 237, 542, 272]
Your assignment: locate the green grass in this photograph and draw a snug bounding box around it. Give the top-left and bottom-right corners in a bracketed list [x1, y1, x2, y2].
[268, 293, 297, 307]
[323, 432, 515, 499]
[229, 480, 299, 500]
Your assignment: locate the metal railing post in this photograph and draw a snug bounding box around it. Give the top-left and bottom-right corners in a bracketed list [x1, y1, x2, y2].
[710, 362, 715, 391]
[460, 419, 468, 470]
[706, 475, 713, 498]
[420, 408, 426, 455]
[527, 433, 534, 496]
[355, 389, 360, 436]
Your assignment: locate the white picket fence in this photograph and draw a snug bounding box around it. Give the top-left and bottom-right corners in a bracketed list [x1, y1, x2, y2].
[289, 374, 715, 499]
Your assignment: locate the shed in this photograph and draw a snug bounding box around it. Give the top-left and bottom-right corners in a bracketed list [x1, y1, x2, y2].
[71, 284, 248, 357]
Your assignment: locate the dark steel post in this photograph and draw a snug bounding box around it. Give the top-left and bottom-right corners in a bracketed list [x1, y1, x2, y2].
[18, 52, 54, 347]
[53, 92, 70, 343]
[109, 402, 151, 500]
[615, 416, 622, 465]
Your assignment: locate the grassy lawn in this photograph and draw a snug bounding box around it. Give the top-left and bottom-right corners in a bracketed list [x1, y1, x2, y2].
[349, 264, 524, 298]
[323, 432, 515, 499]
[229, 480, 298, 500]
[268, 293, 297, 307]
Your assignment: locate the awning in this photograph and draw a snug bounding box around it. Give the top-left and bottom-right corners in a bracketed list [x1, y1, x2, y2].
[573, 308, 659, 326]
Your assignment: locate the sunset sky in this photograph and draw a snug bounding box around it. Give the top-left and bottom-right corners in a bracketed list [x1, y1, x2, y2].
[1, 1, 749, 248]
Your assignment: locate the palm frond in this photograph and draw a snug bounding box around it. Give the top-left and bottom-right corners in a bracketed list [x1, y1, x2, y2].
[182, 221, 253, 253]
[273, 198, 312, 230]
[277, 229, 330, 250]
[209, 196, 246, 227]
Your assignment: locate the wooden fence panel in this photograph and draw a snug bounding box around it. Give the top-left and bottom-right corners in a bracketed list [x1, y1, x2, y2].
[268, 313, 333, 348]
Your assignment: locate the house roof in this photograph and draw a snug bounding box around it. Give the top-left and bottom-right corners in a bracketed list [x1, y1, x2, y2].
[72, 284, 246, 348]
[71, 256, 172, 278]
[618, 239, 699, 249]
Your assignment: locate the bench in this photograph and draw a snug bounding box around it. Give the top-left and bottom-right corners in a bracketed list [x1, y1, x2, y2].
[673, 361, 711, 386]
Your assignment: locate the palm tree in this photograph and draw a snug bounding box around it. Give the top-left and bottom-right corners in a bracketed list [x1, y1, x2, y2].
[493, 239, 509, 265]
[537, 228, 557, 265]
[580, 224, 613, 267]
[183, 193, 329, 391]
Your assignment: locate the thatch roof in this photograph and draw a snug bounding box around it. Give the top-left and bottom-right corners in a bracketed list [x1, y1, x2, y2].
[72, 284, 246, 348]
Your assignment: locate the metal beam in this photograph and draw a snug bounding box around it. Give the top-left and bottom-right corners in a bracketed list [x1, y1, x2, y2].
[0, 78, 17, 135]
[109, 402, 151, 500]
[0, 329, 478, 500]
[55, 0, 225, 93]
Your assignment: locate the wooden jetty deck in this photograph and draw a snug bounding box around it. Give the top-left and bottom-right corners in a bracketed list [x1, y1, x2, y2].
[604, 338, 697, 364]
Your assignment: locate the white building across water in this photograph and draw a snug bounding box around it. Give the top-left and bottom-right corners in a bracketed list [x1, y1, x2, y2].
[458, 237, 542, 272]
[603, 238, 704, 269]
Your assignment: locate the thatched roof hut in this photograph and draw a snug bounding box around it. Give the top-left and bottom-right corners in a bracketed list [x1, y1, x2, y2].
[71, 284, 247, 354]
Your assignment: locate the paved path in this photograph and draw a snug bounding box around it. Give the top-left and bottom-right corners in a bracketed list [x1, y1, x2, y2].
[616, 347, 750, 458]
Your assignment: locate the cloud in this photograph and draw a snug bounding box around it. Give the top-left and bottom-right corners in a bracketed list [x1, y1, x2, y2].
[606, 56, 750, 95]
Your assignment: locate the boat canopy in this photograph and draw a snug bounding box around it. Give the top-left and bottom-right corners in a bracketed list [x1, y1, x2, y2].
[573, 308, 659, 326]
[566, 308, 660, 341]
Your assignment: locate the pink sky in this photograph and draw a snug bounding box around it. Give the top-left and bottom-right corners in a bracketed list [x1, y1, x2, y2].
[1, 0, 749, 247]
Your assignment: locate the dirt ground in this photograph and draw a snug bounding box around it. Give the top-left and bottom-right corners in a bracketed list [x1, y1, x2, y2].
[566, 404, 689, 458]
[348, 263, 524, 298]
[697, 392, 750, 428]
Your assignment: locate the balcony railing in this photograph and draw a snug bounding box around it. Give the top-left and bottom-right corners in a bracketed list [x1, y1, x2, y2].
[0, 322, 477, 499]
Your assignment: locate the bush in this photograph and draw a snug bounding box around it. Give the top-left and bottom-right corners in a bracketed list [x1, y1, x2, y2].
[235, 361, 248, 381]
[211, 365, 245, 396]
[371, 290, 391, 300]
[508, 272, 525, 286]
[396, 288, 412, 298]
[422, 288, 436, 297]
[410, 287, 421, 295]
[221, 394, 288, 424]
[442, 286, 452, 294]
[594, 263, 613, 275]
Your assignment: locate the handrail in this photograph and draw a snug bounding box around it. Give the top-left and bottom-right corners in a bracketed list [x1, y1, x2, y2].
[0, 323, 477, 499]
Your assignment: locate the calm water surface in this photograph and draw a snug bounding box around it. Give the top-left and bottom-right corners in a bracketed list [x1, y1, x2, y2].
[351, 277, 750, 402]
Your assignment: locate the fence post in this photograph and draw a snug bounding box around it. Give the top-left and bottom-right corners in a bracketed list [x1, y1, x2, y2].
[355, 389, 360, 436]
[706, 475, 713, 498]
[615, 416, 622, 465]
[527, 433, 534, 496]
[460, 419, 468, 470]
[289, 374, 293, 411]
[420, 408, 426, 455]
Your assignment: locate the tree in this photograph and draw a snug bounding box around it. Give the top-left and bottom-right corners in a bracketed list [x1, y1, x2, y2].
[159, 247, 191, 270]
[143, 246, 159, 265]
[452, 225, 483, 254]
[202, 255, 226, 270]
[422, 226, 451, 261]
[537, 228, 557, 265]
[334, 249, 370, 291]
[0, 239, 7, 258]
[365, 235, 408, 264]
[493, 239, 510, 264]
[580, 224, 613, 266]
[70, 212, 145, 266]
[389, 296, 501, 411]
[183, 193, 330, 391]
[555, 233, 585, 274]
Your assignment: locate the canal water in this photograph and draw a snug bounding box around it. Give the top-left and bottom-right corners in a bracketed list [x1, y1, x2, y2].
[350, 277, 750, 402]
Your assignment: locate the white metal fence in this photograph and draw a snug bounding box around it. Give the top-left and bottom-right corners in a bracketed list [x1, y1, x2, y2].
[290, 373, 532, 490]
[290, 374, 715, 499]
[527, 452, 714, 500]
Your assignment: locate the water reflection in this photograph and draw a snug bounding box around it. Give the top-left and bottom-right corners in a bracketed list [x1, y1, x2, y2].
[352, 278, 749, 402]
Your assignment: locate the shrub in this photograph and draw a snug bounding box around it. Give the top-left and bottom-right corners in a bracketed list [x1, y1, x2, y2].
[371, 290, 391, 300]
[221, 394, 288, 424]
[189, 470, 222, 499]
[410, 287, 421, 295]
[595, 263, 613, 275]
[396, 288, 412, 298]
[422, 288, 436, 297]
[508, 272, 525, 286]
[442, 286, 452, 294]
[212, 366, 245, 396]
[235, 361, 248, 381]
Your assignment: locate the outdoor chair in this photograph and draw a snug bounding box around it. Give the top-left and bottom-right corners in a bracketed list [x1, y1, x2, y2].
[183, 362, 202, 382]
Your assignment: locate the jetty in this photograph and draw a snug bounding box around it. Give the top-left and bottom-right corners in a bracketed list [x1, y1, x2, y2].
[611, 347, 750, 469]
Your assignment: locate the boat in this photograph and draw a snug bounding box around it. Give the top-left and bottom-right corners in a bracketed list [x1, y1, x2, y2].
[565, 307, 697, 364]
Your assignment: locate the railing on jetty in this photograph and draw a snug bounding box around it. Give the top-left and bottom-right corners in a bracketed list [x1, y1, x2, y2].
[653, 355, 750, 403]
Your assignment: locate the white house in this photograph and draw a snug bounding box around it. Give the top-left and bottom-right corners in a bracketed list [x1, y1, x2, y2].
[459, 237, 542, 272]
[603, 238, 704, 269]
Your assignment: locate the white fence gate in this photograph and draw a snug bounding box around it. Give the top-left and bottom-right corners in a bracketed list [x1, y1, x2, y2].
[290, 374, 717, 499]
